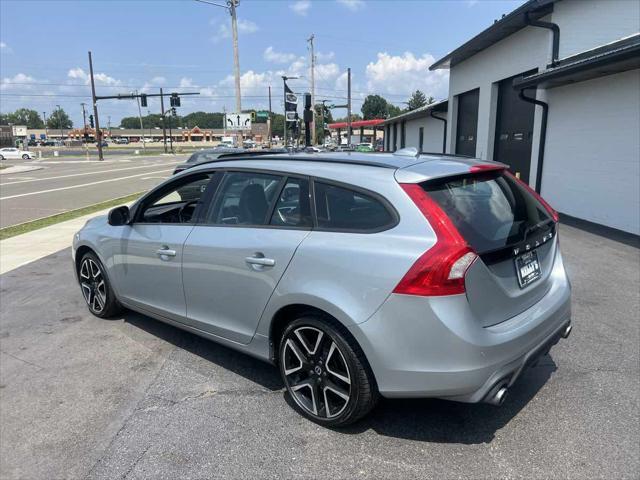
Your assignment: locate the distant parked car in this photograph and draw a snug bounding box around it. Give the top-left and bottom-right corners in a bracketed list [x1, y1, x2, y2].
[113, 138, 129, 145]
[355, 143, 374, 152]
[140, 137, 154, 143]
[0, 147, 36, 160]
[97, 141, 109, 147]
[27, 139, 39, 147]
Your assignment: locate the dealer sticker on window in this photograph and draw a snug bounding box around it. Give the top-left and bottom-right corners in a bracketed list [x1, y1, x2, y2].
[515, 250, 541, 288]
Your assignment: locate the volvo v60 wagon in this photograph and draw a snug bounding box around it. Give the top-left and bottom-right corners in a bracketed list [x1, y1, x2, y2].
[73, 150, 572, 426]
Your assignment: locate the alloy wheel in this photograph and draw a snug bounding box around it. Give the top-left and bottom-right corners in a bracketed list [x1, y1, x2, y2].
[282, 326, 352, 419]
[79, 258, 107, 313]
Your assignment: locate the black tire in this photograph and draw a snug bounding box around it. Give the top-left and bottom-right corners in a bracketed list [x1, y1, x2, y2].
[279, 315, 378, 427]
[22, 154, 30, 160]
[0, 155, 5, 161]
[78, 252, 122, 318]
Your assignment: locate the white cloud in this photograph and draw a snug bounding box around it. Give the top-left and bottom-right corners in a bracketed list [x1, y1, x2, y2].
[0, 73, 38, 90]
[0, 42, 6, 48]
[150, 76, 166, 85]
[315, 63, 340, 82]
[0, 41, 11, 53]
[317, 51, 335, 61]
[365, 51, 449, 99]
[290, 0, 311, 16]
[67, 67, 121, 86]
[179, 77, 194, 88]
[337, 0, 365, 11]
[466, 0, 479, 6]
[212, 18, 258, 43]
[264, 46, 296, 64]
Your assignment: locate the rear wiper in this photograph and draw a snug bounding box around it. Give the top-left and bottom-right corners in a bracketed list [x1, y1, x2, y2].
[523, 218, 554, 241]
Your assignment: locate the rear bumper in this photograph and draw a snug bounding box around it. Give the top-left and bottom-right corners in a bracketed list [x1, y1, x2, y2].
[348, 252, 571, 402]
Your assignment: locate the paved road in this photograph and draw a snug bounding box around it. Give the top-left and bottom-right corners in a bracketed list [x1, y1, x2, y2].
[0, 224, 638, 479]
[0, 154, 186, 227]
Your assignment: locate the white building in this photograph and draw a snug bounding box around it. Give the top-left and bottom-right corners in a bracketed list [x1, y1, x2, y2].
[427, 0, 639, 235]
[382, 100, 448, 154]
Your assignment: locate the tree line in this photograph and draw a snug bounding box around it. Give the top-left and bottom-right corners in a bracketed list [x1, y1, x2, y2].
[0, 90, 435, 138]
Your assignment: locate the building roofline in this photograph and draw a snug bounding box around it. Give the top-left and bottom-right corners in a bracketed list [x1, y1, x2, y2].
[430, 0, 556, 71]
[381, 99, 448, 125]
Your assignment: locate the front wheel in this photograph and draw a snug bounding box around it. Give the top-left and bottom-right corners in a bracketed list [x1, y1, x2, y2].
[78, 252, 122, 318]
[22, 154, 30, 159]
[279, 316, 378, 427]
[0, 155, 5, 161]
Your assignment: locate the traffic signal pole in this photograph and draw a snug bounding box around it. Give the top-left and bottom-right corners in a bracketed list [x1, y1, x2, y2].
[160, 88, 168, 154]
[88, 51, 104, 161]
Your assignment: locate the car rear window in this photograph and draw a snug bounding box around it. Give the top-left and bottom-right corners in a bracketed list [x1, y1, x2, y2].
[422, 171, 553, 254]
[314, 182, 394, 231]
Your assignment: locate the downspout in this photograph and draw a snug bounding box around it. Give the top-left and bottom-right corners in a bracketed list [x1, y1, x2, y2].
[429, 110, 447, 153]
[525, 12, 560, 65]
[518, 88, 548, 193]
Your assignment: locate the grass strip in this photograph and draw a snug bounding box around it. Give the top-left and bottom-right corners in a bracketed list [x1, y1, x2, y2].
[0, 191, 144, 241]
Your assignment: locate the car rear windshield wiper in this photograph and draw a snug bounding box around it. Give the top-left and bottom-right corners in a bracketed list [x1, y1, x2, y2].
[523, 218, 554, 242]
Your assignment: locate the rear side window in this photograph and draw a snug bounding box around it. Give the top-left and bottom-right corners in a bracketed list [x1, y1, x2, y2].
[270, 178, 313, 228]
[422, 172, 553, 253]
[314, 182, 394, 231]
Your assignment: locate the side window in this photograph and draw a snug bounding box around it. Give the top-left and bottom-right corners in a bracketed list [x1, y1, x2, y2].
[270, 177, 312, 228]
[139, 173, 214, 224]
[207, 171, 283, 225]
[314, 182, 394, 231]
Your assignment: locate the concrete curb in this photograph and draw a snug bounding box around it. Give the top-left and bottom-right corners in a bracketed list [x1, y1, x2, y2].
[0, 165, 45, 175]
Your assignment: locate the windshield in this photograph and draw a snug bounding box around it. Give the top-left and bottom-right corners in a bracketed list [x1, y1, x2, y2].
[422, 171, 553, 254]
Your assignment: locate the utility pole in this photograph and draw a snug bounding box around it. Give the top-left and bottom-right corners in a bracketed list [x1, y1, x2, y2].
[107, 116, 111, 137]
[43, 111, 48, 137]
[308, 34, 316, 145]
[135, 90, 146, 152]
[81, 103, 87, 133]
[268, 85, 272, 148]
[88, 51, 104, 161]
[160, 87, 168, 153]
[81, 103, 89, 159]
[347, 67, 352, 148]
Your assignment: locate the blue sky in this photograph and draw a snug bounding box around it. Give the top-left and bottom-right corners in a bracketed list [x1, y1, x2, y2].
[0, 0, 523, 126]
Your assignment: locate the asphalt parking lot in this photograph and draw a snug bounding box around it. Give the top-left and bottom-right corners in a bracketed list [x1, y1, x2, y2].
[0, 224, 638, 479]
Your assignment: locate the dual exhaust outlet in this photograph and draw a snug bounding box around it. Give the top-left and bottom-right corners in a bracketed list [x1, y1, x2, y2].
[484, 323, 572, 406]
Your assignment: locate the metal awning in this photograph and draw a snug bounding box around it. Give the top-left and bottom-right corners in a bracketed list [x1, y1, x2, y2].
[513, 34, 640, 89]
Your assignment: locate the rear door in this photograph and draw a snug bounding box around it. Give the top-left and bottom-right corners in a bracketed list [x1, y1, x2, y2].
[422, 170, 557, 327]
[181, 171, 312, 344]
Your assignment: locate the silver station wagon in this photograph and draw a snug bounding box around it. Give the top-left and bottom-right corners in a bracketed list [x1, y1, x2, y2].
[73, 150, 572, 426]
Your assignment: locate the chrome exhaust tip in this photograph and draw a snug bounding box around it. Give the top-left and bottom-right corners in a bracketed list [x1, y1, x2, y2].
[561, 324, 572, 339]
[486, 385, 509, 406]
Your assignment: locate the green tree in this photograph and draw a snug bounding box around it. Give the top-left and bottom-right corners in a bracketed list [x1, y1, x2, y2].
[387, 103, 403, 118]
[182, 111, 224, 129]
[47, 108, 73, 129]
[120, 114, 166, 129]
[406, 90, 428, 111]
[314, 103, 334, 143]
[0, 109, 45, 128]
[361, 95, 389, 120]
[271, 113, 285, 138]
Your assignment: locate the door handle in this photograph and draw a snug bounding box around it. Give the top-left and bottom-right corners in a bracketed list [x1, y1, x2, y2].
[245, 255, 275, 267]
[156, 247, 177, 258]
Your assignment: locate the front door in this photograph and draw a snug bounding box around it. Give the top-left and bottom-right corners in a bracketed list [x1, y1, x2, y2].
[114, 172, 217, 321]
[182, 172, 313, 344]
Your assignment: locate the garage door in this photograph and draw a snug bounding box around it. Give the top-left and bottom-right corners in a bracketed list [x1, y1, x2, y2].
[493, 73, 536, 182]
[455, 88, 479, 156]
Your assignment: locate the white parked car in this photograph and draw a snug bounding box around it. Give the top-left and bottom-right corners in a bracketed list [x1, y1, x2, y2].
[0, 147, 35, 160]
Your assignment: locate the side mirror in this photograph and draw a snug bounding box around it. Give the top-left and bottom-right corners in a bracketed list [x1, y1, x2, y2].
[108, 206, 130, 226]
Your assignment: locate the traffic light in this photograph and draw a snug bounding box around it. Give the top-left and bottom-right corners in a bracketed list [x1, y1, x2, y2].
[140, 94, 147, 107]
[170, 93, 180, 107]
[251, 111, 256, 122]
[171, 107, 177, 117]
[89, 115, 94, 128]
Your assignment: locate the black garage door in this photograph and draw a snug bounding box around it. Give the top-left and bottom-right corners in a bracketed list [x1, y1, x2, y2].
[455, 88, 479, 156]
[493, 73, 536, 183]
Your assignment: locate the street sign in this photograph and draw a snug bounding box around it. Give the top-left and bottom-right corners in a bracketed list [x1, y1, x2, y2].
[285, 112, 297, 123]
[286, 93, 297, 104]
[256, 111, 269, 118]
[225, 113, 252, 131]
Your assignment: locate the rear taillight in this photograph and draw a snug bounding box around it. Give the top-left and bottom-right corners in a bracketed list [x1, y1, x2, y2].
[505, 171, 559, 222]
[394, 183, 477, 296]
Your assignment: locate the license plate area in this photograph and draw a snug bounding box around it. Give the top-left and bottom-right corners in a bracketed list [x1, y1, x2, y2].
[515, 250, 541, 288]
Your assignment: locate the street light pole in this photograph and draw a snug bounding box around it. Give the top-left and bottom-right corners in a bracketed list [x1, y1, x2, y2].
[88, 50, 104, 161]
[56, 104, 63, 143]
[42, 111, 48, 137]
[308, 34, 316, 145]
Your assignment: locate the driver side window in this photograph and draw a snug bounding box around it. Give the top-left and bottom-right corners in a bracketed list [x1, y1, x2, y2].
[139, 173, 214, 224]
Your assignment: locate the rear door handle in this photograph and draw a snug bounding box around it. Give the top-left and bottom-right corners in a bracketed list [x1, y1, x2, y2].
[156, 247, 177, 258]
[245, 255, 275, 267]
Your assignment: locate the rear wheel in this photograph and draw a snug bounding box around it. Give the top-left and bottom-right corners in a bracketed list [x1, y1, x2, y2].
[78, 252, 122, 318]
[0, 155, 5, 161]
[22, 154, 30, 159]
[279, 316, 378, 427]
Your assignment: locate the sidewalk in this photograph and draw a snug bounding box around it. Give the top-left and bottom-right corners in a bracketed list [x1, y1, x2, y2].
[0, 208, 111, 275]
[0, 165, 44, 175]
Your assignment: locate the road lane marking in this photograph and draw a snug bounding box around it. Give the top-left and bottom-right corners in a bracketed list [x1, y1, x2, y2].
[0, 162, 181, 186]
[0, 169, 173, 200]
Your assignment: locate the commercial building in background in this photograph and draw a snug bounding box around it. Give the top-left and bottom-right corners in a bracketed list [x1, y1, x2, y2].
[382, 100, 448, 153]
[430, 0, 640, 235]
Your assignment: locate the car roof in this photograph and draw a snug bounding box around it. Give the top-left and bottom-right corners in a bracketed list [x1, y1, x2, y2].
[185, 150, 504, 183]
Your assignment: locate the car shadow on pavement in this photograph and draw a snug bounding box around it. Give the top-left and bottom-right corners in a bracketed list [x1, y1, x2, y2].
[121, 310, 557, 444]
